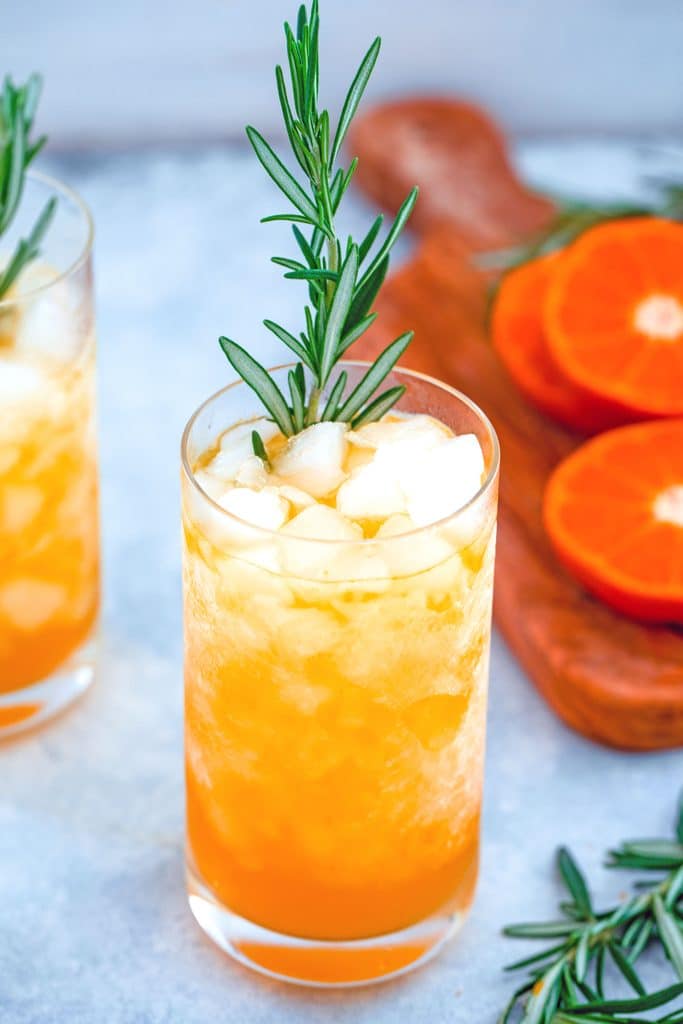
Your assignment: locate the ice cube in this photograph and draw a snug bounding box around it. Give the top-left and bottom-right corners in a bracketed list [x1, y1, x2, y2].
[14, 276, 80, 363]
[349, 414, 450, 452]
[279, 506, 390, 591]
[336, 457, 406, 520]
[218, 486, 290, 538]
[379, 525, 455, 577]
[275, 484, 316, 510]
[235, 454, 268, 489]
[280, 505, 362, 581]
[211, 418, 278, 481]
[0, 578, 65, 630]
[272, 422, 348, 498]
[375, 513, 415, 538]
[1, 485, 43, 532]
[193, 468, 229, 503]
[281, 504, 362, 542]
[0, 357, 47, 405]
[220, 417, 278, 452]
[403, 434, 485, 527]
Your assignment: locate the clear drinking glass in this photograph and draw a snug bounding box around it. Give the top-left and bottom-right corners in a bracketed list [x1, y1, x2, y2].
[0, 171, 99, 736]
[181, 364, 499, 986]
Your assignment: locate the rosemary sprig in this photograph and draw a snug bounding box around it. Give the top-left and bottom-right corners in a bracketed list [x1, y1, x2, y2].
[501, 791, 683, 1023]
[483, 181, 683, 277]
[0, 73, 56, 300]
[219, 1, 418, 453]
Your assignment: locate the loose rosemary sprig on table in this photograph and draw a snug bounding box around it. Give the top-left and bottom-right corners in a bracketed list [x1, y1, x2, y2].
[219, 1, 418, 452]
[483, 181, 683, 277]
[501, 791, 683, 1023]
[0, 73, 56, 300]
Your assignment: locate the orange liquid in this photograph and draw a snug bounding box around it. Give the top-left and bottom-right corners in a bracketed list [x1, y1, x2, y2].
[183, 474, 495, 941]
[0, 342, 99, 692]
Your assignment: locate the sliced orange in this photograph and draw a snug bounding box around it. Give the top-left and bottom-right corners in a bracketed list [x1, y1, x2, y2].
[543, 419, 683, 624]
[491, 254, 630, 433]
[545, 217, 683, 418]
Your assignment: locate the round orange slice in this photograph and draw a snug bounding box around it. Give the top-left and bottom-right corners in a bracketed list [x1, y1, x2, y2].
[543, 418, 683, 624]
[545, 217, 683, 418]
[491, 254, 631, 433]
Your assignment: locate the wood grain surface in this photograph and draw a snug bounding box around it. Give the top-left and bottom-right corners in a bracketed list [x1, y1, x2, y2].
[351, 98, 683, 750]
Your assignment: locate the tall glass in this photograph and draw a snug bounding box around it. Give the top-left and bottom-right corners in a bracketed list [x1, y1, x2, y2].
[181, 364, 499, 986]
[0, 172, 99, 737]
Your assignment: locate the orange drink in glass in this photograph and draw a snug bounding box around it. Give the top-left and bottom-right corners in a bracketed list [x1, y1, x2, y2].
[181, 364, 499, 985]
[0, 172, 99, 736]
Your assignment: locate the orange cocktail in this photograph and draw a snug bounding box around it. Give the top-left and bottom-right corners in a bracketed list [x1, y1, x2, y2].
[0, 172, 99, 735]
[181, 365, 499, 985]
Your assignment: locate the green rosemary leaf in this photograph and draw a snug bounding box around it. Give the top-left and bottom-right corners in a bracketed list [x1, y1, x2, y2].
[330, 36, 381, 166]
[336, 312, 377, 357]
[666, 866, 683, 910]
[272, 256, 307, 272]
[504, 923, 581, 940]
[219, 337, 294, 436]
[359, 186, 419, 287]
[263, 319, 314, 370]
[321, 370, 347, 421]
[594, 945, 606, 998]
[558, 849, 594, 919]
[284, 22, 304, 118]
[292, 224, 316, 267]
[337, 157, 359, 206]
[251, 430, 271, 467]
[246, 125, 320, 225]
[284, 267, 339, 282]
[275, 65, 310, 178]
[521, 959, 567, 1024]
[565, 983, 683, 1015]
[654, 895, 683, 979]
[260, 213, 314, 225]
[628, 919, 654, 963]
[622, 915, 646, 950]
[575, 930, 590, 983]
[609, 941, 646, 995]
[337, 330, 412, 421]
[358, 214, 384, 263]
[329, 167, 346, 214]
[288, 368, 306, 432]
[344, 253, 389, 333]
[318, 243, 358, 386]
[500, 981, 536, 1024]
[677, 797, 683, 846]
[504, 943, 572, 972]
[0, 195, 55, 296]
[351, 385, 406, 428]
[1, 111, 25, 233]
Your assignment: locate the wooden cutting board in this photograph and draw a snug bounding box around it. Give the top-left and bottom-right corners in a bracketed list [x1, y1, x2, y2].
[350, 98, 683, 751]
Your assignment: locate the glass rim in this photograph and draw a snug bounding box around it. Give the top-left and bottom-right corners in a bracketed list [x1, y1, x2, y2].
[0, 169, 95, 313]
[181, 361, 500, 546]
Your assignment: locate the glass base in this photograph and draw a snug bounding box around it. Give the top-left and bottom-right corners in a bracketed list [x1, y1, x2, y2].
[0, 633, 97, 739]
[187, 864, 466, 987]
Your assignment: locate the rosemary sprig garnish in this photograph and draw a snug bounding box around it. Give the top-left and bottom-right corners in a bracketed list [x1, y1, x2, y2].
[483, 181, 683, 277]
[501, 791, 683, 1023]
[0, 73, 56, 300]
[218, 1, 418, 453]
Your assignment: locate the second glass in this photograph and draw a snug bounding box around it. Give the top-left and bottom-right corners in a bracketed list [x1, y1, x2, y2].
[0, 171, 99, 736]
[181, 364, 499, 986]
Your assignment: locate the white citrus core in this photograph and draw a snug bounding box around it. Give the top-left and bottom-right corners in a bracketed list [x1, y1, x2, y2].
[633, 294, 683, 341]
[653, 485, 683, 527]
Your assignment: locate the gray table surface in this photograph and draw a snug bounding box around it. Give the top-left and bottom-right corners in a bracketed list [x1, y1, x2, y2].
[2, 138, 683, 1024]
